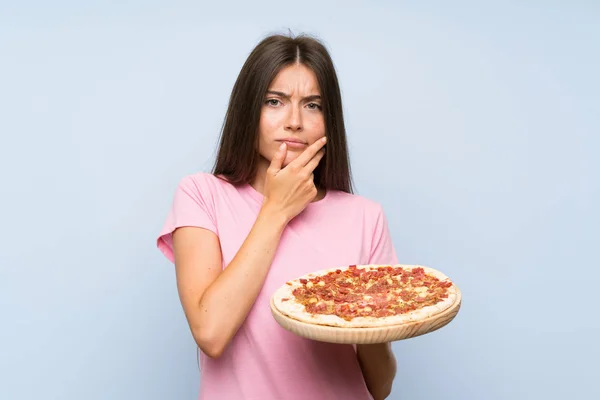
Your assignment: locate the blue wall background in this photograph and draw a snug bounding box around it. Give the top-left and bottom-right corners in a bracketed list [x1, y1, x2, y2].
[1, 1, 598, 399]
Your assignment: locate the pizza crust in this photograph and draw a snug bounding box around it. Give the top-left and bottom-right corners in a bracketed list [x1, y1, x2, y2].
[272, 264, 458, 328]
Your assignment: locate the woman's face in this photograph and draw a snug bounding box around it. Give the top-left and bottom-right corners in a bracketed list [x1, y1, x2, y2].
[257, 63, 325, 168]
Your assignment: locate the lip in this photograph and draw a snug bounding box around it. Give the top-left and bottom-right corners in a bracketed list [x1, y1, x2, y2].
[277, 138, 308, 149]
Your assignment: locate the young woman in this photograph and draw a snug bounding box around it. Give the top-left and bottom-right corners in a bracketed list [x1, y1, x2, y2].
[157, 34, 398, 400]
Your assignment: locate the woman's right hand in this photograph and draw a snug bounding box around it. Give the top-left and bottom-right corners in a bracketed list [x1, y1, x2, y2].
[173, 136, 327, 358]
[262, 136, 327, 222]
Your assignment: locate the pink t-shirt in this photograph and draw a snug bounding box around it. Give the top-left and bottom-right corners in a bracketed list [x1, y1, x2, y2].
[157, 172, 398, 400]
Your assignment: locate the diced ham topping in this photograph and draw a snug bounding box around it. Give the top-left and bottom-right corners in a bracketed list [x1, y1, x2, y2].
[293, 265, 452, 321]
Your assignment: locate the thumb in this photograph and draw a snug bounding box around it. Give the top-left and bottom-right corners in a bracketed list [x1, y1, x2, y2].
[268, 143, 287, 174]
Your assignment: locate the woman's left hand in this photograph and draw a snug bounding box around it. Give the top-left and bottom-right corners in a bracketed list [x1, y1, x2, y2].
[356, 343, 396, 400]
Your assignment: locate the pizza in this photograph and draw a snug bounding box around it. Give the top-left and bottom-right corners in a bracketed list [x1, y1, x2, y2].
[272, 264, 458, 328]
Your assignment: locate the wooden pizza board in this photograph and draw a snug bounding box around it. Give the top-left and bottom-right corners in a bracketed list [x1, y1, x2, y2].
[270, 286, 461, 344]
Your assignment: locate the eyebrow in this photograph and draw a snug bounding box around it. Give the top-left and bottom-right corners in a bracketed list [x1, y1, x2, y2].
[266, 90, 321, 102]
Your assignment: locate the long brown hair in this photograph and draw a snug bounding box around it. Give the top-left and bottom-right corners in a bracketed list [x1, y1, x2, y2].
[212, 33, 354, 194]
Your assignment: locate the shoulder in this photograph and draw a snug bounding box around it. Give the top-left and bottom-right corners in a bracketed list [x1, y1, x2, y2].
[325, 190, 388, 230]
[327, 190, 385, 215]
[177, 171, 225, 187]
[175, 172, 231, 198]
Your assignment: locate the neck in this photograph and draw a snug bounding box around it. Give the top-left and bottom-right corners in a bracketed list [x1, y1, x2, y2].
[251, 159, 269, 195]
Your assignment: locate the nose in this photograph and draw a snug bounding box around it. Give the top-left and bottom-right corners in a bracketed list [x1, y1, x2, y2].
[284, 105, 303, 132]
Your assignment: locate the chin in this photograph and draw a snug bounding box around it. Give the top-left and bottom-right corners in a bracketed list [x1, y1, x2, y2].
[283, 153, 299, 166]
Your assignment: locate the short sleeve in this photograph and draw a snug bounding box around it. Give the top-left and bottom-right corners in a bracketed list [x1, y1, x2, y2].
[156, 174, 218, 263]
[368, 205, 399, 265]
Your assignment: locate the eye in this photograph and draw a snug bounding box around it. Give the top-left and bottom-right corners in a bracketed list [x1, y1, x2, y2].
[307, 102, 322, 110]
[265, 99, 281, 106]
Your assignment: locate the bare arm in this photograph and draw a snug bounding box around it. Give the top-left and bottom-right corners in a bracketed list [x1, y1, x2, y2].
[172, 138, 326, 358]
[173, 207, 287, 358]
[357, 343, 397, 400]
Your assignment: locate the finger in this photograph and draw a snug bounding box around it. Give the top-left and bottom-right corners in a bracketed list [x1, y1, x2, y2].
[290, 137, 327, 168]
[268, 143, 287, 174]
[303, 149, 325, 174]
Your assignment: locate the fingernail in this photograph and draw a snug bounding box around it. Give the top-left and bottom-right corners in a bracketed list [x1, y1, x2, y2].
[321, 137, 327, 143]
[280, 143, 286, 150]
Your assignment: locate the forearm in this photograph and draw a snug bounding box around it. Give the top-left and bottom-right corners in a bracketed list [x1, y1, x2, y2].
[357, 343, 397, 400]
[196, 207, 287, 355]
